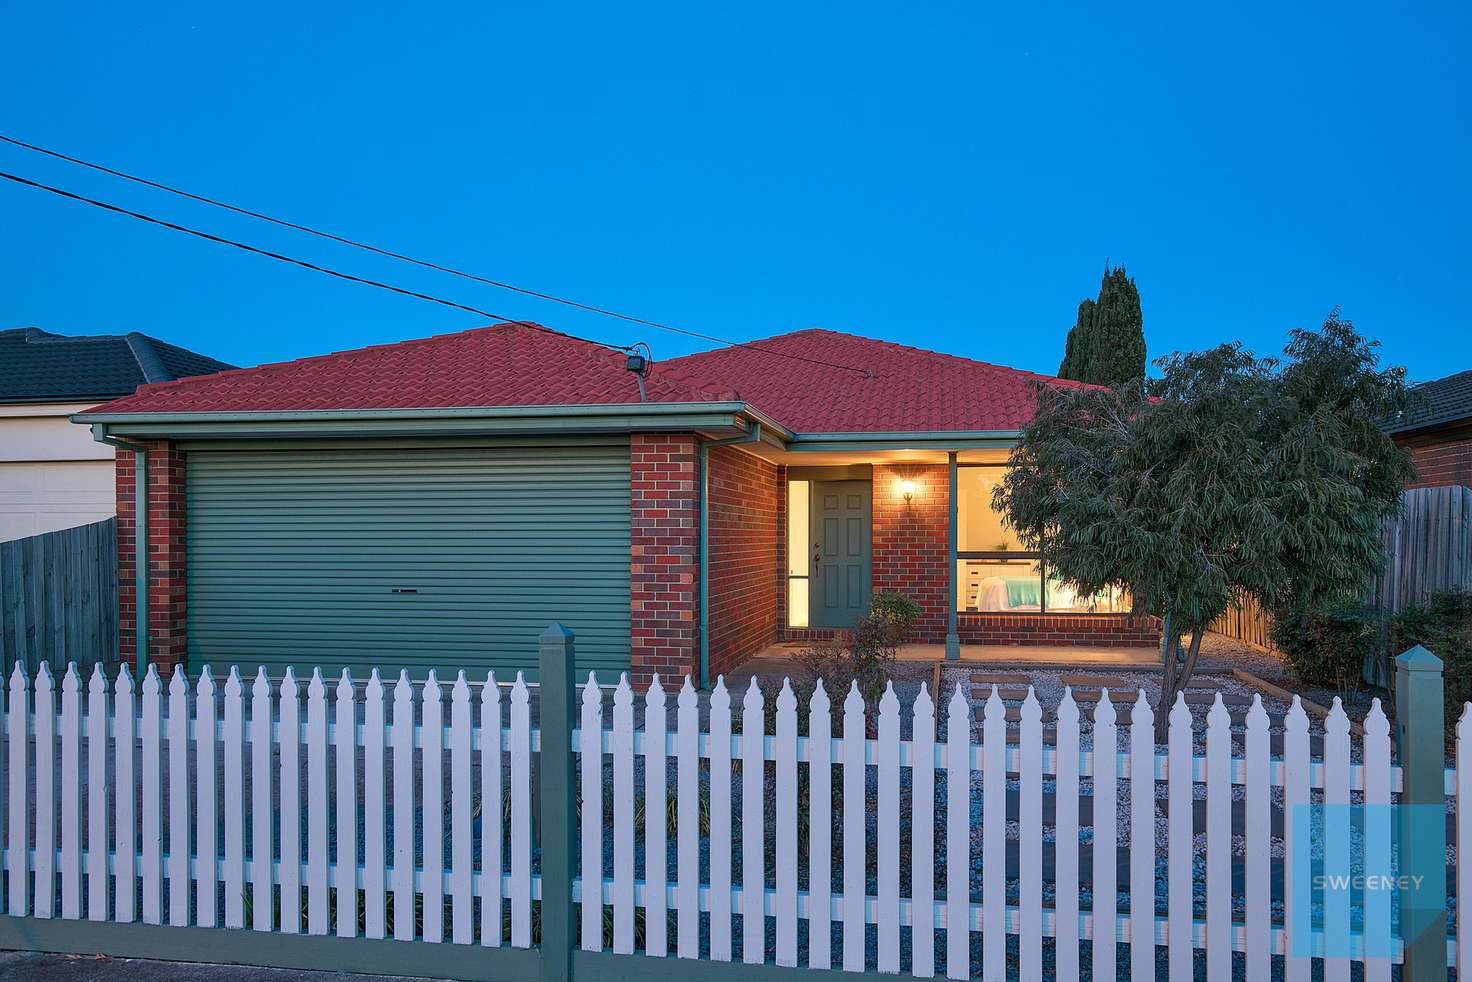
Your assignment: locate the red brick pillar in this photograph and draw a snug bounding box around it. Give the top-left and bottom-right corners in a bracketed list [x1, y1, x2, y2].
[116, 441, 188, 676]
[629, 434, 699, 688]
[872, 463, 950, 643]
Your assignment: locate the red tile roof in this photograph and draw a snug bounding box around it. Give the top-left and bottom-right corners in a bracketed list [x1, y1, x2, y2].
[655, 329, 1089, 432]
[90, 322, 732, 414]
[88, 322, 1084, 433]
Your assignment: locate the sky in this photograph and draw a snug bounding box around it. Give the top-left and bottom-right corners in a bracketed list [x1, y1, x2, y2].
[2, 2, 1468, 384]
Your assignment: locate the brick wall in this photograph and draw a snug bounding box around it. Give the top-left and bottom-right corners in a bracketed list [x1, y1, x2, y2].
[958, 612, 1157, 646]
[1401, 428, 1472, 490]
[629, 434, 699, 687]
[706, 445, 781, 680]
[116, 441, 188, 675]
[871, 463, 951, 641]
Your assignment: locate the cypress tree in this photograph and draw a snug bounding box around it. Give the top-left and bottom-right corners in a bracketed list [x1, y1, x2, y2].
[1058, 297, 1094, 379]
[1058, 266, 1146, 386]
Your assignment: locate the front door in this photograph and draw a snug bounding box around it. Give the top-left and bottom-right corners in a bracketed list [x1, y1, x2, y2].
[809, 480, 872, 629]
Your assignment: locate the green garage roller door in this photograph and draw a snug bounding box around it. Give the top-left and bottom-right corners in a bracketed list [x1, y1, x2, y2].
[186, 441, 630, 679]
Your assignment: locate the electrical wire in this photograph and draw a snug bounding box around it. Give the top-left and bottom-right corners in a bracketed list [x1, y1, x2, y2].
[0, 132, 872, 376]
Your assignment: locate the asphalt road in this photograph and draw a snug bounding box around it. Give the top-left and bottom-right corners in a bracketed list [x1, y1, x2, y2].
[0, 952, 452, 981]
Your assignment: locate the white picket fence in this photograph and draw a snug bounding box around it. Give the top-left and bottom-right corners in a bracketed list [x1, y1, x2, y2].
[0, 658, 1464, 981]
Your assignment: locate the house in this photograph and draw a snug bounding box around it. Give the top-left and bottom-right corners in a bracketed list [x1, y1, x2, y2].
[1384, 369, 1472, 490]
[0, 328, 234, 541]
[74, 322, 1157, 683]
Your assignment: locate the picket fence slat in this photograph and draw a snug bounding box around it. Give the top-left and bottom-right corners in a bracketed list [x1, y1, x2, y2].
[611, 675, 636, 955]
[114, 667, 136, 924]
[165, 668, 189, 928]
[981, 686, 1005, 982]
[911, 683, 936, 980]
[140, 665, 162, 926]
[421, 672, 445, 944]
[1018, 689, 1043, 982]
[1244, 696, 1270, 982]
[1281, 699, 1310, 982]
[1458, 705, 1472, 976]
[1322, 701, 1351, 982]
[1, 656, 1459, 980]
[202, 668, 222, 930]
[743, 679, 767, 966]
[643, 675, 667, 958]
[807, 682, 833, 971]
[1205, 695, 1231, 982]
[391, 671, 414, 942]
[306, 670, 329, 936]
[59, 664, 82, 920]
[251, 668, 274, 933]
[1363, 700, 1392, 982]
[677, 677, 700, 959]
[481, 672, 503, 949]
[278, 669, 301, 935]
[86, 664, 109, 922]
[1129, 691, 1154, 982]
[841, 683, 865, 973]
[337, 670, 361, 940]
[708, 677, 733, 963]
[450, 672, 473, 945]
[776, 680, 800, 968]
[363, 671, 386, 940]
[580, 674, 604, 952]
[944, 683, 970, 981]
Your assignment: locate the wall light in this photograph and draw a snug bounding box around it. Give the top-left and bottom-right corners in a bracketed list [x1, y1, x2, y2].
[901, 479, 915, 503]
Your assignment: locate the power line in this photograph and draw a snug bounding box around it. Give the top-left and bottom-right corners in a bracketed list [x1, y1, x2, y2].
[0, 169, 562, 331]
[0, 132, 872, 376]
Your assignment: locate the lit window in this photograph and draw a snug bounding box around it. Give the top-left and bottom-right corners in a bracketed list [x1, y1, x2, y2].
[786, 480, 810, 627]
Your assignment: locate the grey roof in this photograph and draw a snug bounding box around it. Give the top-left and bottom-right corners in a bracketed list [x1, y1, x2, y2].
[1384, 368, 1472, 435]
[0, 328, 236, 404]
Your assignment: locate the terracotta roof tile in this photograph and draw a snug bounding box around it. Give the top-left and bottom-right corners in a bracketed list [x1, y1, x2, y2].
[90, 322, 732, 414]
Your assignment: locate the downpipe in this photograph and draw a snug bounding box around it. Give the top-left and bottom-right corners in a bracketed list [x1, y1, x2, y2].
[697, 422, 763, 689]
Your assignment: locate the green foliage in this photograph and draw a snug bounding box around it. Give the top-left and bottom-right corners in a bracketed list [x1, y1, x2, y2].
[999, 311, 1414, 638]
[1271, 601, 1385, 691]
[1391, 590, 1472, 727]
[1058, 266, 1146, 386]
[869, 590, 921, 638]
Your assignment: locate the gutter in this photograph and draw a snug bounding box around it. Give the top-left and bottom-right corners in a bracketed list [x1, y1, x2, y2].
[91, 424, 148, 683]
[697, 422, 764, 689]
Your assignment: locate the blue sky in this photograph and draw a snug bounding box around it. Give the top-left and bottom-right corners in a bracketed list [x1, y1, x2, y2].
[2, 2, 1468, 383]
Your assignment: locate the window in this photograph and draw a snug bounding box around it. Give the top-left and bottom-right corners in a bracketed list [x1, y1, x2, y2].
[787, 479, 810, 628]
[955, 466, 1128, 614]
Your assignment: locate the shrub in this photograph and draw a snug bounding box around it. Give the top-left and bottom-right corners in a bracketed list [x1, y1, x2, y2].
[792, 614, 901, 709]
[870, 591, 922, 639]
[1270, 601, 1385, 692]
[1390, 589, 1472, 726]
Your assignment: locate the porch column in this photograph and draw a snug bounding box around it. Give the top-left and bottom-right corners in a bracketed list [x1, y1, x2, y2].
[945, 451, 960, 660]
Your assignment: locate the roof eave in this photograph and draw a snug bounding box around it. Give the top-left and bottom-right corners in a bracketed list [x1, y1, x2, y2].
[75, 401, 797, 445]
[787, 429, 1021, 452]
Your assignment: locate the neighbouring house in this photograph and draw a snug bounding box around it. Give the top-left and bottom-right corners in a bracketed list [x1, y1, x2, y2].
[0, 328, 234, 542]
[1384, 368, 1472, 490]
[74, 323, 1158, 684]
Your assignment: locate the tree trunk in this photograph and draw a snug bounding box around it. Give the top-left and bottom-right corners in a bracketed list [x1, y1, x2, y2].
[1154, 625, 1205, 743]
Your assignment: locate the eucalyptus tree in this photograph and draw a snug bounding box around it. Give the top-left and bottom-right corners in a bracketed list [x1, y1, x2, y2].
[1001, 312, 1412, 737]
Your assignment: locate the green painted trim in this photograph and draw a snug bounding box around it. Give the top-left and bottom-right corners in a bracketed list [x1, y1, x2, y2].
[90, 413, 754, 442]
[538, 624, 577, 982]
[1395, 646, 1448, 981]
[788, 433, 1019, 452]
[174, 434, 631, 452]
[0, 915, 540, 981]
[785, 464, 873, 481]
[945, 451, 960, 660]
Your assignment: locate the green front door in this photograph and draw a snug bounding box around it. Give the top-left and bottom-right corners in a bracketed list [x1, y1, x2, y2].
[809, 479, 872, 629]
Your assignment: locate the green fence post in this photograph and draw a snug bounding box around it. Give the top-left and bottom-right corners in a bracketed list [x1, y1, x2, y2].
[539, 623, 577, 982]
[1395, 645, 1447, 982]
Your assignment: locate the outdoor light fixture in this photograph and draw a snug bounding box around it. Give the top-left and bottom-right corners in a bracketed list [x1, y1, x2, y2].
[901, 479, 915, 502]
